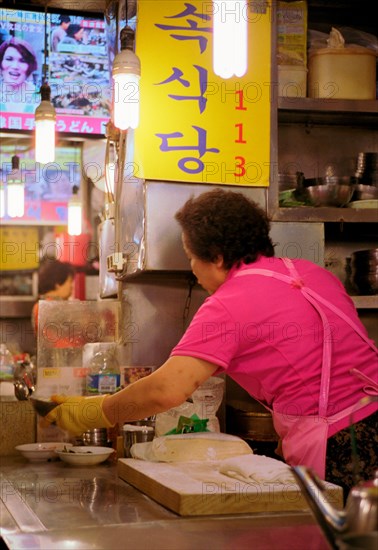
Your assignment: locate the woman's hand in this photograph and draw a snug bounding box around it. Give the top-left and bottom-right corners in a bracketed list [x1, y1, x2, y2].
[44, 394, 114, 436]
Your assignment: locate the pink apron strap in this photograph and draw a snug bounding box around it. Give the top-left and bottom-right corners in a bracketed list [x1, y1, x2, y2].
[236, 262, 332, 415]
[235, 259, 378, 416]
[282, 258, 378, 353]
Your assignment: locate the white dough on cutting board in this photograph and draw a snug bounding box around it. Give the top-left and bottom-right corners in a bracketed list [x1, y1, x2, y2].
[219, 453, 296, 484]
[130, 432, 253, 462]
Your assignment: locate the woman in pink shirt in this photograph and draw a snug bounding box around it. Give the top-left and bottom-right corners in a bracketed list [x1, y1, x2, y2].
[45, 189, 377, 495]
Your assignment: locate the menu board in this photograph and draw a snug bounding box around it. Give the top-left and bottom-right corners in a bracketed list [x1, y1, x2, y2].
[134, 0, 272, 186]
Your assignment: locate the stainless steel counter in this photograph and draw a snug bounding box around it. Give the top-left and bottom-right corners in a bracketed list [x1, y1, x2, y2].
[0, 456, 331, 550]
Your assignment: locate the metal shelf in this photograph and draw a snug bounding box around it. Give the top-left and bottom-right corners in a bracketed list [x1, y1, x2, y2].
[271, 206, 378, 223]
[278, 98, 378, 127]
[271, 98, 378, 222]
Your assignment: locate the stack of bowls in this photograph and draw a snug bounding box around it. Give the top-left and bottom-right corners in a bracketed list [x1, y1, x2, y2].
[351, 249, 378, 295]
[355, 152, 378, 183]
[303, 176, 356, 207]
[353, 152, 378, 200]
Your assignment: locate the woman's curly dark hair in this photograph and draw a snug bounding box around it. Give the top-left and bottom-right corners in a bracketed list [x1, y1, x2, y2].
[38, 260, 75, 295]
[175, 189, 274, 269]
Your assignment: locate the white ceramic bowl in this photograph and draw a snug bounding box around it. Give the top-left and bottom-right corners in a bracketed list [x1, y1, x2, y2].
[55, 446, 114, 466]
[15, 442, 73, 462]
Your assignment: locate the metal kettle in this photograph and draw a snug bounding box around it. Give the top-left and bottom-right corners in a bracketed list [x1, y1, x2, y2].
[293, 466, 378, 539]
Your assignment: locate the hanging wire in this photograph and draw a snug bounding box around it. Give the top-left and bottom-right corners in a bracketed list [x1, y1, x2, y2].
[182, 275, 197, 331]
[43, 2, 48, 84]
[39, 1, 51, 102]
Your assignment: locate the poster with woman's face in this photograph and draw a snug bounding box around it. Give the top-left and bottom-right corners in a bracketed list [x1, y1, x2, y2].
[0, 8, 110, 135]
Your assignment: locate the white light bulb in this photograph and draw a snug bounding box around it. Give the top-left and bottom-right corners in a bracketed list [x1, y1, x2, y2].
[7, 181, 24, 218]
[7, 157, 24, 218]
[112, 48, 141, 130]
[213, 0, 248, 79]
[35, 119, 56, 164]
[35, 98, 56, 164]
[68, 195, 82, 236]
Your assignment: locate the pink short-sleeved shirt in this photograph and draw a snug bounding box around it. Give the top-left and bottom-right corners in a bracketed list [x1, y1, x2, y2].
[171, 257, 378, 434]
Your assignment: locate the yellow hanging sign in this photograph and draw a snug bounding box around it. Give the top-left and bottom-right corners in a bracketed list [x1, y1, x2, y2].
[0, 227, 39, 271]
[134, 0, 271, 186]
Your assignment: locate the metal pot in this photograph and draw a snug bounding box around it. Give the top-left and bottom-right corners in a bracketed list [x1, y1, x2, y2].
[337, 531, 378, 550]
[226, 403, 278, 442]
[351, 249, 378, 295]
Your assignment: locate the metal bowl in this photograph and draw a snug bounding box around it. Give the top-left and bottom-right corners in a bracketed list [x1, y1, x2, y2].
[303, 176, 357, 187]
[305, 183, 355, 207]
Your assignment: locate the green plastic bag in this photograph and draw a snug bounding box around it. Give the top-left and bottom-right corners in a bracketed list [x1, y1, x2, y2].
[164, 414, 209, 435]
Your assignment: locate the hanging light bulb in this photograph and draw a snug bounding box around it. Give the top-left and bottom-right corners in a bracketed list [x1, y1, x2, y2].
[35, 4, 56, 164]
[112, 26, 141, 130]
[67, 185, 82, 236]
[7, 155, 24, 218]
[213, 0, 248, 79]
[35, 82, 56, 164]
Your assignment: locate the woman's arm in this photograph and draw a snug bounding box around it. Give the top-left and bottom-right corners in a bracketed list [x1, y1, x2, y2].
[45, 356, 219, 435]
[103, 355, 219, 425]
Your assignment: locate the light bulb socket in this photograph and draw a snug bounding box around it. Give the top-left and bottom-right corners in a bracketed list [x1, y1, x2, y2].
[72, 185, 79, 195]
[40, 82, 52, 101]
[11, 155, 20, 170]
[120, 25, 135, 51]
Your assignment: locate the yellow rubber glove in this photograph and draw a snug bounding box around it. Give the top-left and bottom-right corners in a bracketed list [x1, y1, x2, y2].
[45, 394, 115, 436]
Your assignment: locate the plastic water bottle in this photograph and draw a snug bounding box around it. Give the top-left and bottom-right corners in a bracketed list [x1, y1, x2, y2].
[0, 343, 15, 382]
[86, 345, 121, 395]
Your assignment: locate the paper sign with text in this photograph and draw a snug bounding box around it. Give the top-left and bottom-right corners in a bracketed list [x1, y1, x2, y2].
[134, 0, 271, 186]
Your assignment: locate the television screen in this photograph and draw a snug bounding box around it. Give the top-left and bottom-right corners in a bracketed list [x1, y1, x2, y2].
[0, 140, 81, 225]
[0, 7, 111, 135]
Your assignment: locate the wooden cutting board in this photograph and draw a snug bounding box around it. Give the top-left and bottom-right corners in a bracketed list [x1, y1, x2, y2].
[117, 458, 343, 516]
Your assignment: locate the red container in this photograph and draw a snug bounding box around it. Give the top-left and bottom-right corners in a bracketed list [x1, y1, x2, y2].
[55, 232, 92, 267]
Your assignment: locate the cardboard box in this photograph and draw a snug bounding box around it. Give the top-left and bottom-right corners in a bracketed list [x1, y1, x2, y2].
[278, 64, 307, 97]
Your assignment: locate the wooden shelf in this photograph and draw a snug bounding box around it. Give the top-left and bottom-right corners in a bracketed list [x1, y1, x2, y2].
[351, 295, 378, 309]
